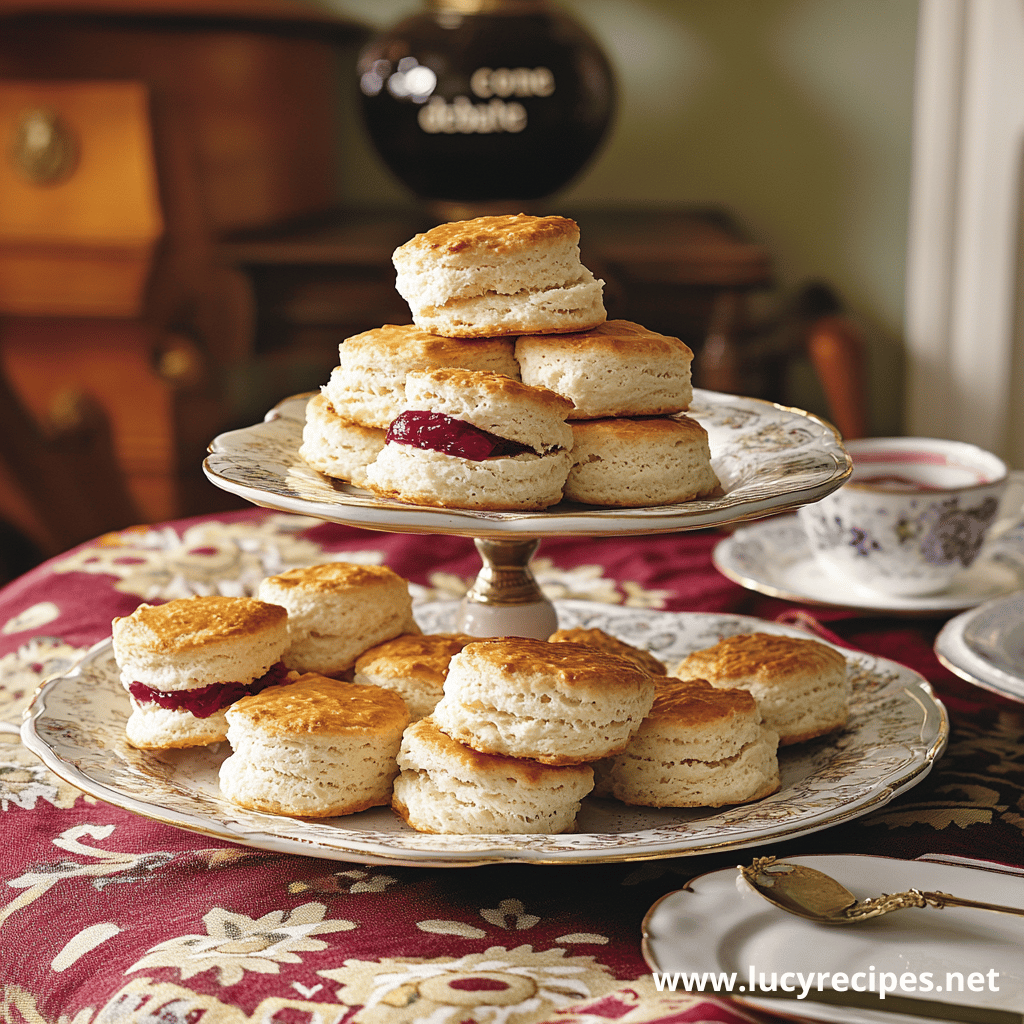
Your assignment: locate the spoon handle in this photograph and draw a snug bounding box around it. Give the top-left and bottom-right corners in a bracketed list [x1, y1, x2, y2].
[918, 890, 1024, 916]
[843, 889, 1024, 920]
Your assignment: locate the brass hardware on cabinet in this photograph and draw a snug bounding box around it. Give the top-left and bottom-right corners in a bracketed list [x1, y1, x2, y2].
[154, 332, 206, 388]
[11, 108, 79, 185]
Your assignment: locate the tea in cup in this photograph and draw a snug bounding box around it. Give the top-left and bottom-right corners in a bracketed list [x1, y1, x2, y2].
[796, 437, 1008, 597]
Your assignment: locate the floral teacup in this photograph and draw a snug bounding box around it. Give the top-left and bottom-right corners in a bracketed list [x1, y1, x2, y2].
[797, 437, 1008, 597]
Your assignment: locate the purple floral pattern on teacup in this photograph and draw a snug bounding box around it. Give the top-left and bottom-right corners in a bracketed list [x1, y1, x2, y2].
[916, 496, 1000, 566]
[806, 516, 882, 558]
[850, 526, 881, 558]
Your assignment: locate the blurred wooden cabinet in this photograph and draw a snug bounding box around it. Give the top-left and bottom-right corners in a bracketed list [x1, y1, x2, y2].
[0, 0, 364, 554]
[0, 80, 163, 317]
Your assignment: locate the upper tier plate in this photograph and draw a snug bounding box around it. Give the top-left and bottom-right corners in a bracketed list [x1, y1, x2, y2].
[203, 390, 851, 538]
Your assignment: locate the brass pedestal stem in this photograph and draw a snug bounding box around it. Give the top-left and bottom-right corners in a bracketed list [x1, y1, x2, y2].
[457, 537, 558, 638]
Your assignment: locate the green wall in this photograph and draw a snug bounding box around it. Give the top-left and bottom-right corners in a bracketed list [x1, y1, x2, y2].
[324, 0, 919, 435]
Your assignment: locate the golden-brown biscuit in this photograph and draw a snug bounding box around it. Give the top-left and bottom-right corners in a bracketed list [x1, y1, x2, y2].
[593, 676, 780, 807]
[353, 632, 476, 720]
[564, 415, 720, 507]
[392, 214, 606, 338]
[430, 637, 656, 764]
[322, 324, 520, 429]
[515, 320, 694, 418]
[673, 632, 849, 744]
[219, 674, 410, 817]
[257, 562, 419, 676]
[364, 368, 574, 511]
[112, 595, 290, 750]
[392, 716, 594, 834]
[548, 627, 668, 677]
[299, 393, 386, 487]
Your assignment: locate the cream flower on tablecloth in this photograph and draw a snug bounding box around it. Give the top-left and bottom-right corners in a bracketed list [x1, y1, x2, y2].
[127, 903, 357, 986]
[0, 735, 95, 810]
[322, 945, 619, 1024]
[50, 515, 385, 601]
[539, 976, 704, 1022]
[0, 636, 88, 731]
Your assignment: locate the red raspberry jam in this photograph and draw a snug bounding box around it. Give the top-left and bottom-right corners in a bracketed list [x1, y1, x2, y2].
[128, 661, 290, 718]
[386, 410, 532, 460]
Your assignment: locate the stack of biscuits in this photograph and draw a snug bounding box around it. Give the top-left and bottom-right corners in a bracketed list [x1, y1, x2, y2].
[516, 320, 720, 506]
[553, 627, 782, 809]
[299, 212, 721, 511]
[391, 636, 656, 834]
[572, 630, 850, 810]
[592, 677, 782, 808]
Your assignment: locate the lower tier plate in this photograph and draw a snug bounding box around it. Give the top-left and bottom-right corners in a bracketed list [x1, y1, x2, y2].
[21, 602, 946, 868]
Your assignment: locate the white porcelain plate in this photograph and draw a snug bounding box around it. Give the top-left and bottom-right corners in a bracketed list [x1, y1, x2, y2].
[644, 854, 1024, 1023]
[714, 471, 1024, 616]
[935, 591, 1024, 703]
[21, 602, 946, 868]
[202, 391, 851, 539]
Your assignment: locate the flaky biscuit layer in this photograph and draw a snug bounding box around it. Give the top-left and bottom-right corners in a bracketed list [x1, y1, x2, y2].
[300, 393, 385, 486]
[548, 627, 668, 677]
[516, 320, 694, 418]
[364, 444, 572, 511]
[257, 563, 418, 675]
[393, 214, 606, 338]
[354, 633, 476, 721]
[219, 675, 409, 817]
[674, 632, 850, 745]
[592, 676, 780, 807]
[112, 596, 289, 692]
[431, 638, 655, 764]
[324, 325, 519, 429]
[392, 716, 594, 834]
[402, 367, 574, 451]
[565, 415, 720, 508]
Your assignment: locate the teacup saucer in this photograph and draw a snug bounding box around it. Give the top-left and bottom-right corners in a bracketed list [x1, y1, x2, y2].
[713, 514, 1024, 616]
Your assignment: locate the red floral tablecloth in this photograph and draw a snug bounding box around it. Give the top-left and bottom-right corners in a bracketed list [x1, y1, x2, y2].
[1, 510, 1022, 1023]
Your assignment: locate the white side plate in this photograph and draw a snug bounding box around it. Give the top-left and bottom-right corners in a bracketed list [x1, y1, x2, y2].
[935, 591, 1024, 703]
[644, 854, 1024, 1022]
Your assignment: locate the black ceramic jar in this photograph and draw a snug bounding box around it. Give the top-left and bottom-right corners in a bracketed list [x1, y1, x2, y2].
[357, 0, 615, 214]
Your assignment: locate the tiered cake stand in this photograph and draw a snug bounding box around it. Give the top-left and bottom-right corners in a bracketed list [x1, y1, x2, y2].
[203, 388, 853, 637]
[18, 397, 956, 869]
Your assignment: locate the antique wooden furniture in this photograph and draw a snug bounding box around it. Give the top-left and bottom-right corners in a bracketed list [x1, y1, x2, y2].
[0, 0, 364, 556]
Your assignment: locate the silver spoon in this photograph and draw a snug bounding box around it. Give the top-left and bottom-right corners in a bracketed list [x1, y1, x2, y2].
[739, 856, 1024, 924]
